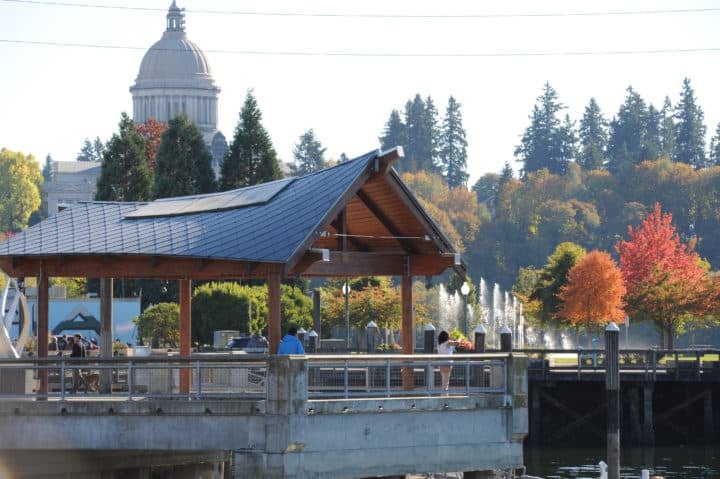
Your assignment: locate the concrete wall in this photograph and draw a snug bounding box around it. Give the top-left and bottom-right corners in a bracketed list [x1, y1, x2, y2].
[0, 355, 528, 478]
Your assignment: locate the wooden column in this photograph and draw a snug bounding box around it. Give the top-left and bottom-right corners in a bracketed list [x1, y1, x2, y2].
[99, 278, 114, 393]
[401, 272, 414, 390]
[267, 272, 282, 354]
[37, 267, 49, 397]
[179, 278, 191, 394]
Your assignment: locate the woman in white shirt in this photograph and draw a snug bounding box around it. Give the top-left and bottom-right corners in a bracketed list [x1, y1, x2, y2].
[437, 330, 459, 393]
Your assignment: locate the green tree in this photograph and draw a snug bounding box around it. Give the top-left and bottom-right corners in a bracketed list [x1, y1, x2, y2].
[291, 128, 326, 175]
[379, 109, 406, 162]
[133, 302, 180, 348]
[607, 86, 657, 174]
[76, 137, 105, 162]
[439, 96, 469, 188]
[220, 90, 282, 190]
[154, 113, 216, 199]
[191, 282, 260, 345]
[0, 148, 42, 233]
[710, 122, 720, 167]
[577, 98, 608, 170]
[403, 94, 440, 173]
[530, 242, 587, 324]
[42, 154, 54, 182]
[514, 82, 576, 176]
[472, 172, 500, 206]
[660, 96, 677, 160]
[95, 113, 153, 201]
[674, 78, 707, 169]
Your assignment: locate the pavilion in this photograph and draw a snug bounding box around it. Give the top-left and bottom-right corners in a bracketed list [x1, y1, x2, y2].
[0, 147, 466, 392]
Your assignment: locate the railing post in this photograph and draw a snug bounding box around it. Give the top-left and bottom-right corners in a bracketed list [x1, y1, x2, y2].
[127, 361, 134, 399]
[605, 322, 620, 479]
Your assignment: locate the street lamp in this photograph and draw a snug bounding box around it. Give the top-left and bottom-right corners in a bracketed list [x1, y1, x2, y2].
[342, 279, 350, 351]
[460, 281, 470, 338]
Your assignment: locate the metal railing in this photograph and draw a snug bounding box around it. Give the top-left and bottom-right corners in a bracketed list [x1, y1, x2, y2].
[306, 353, 508, 399]
[0, 353, 512, 401]
[524, 347, 720, 381]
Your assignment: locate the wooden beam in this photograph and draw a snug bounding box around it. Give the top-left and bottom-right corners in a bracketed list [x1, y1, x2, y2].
[37, 267, 49, 398]
[179, 278, 191, 394]
[296, 252, 456, 277]
[356, 189, 419, 254]
[267, 272, 281, 354]
[401, 272, 414, 390]
[0, 257, 283, 279]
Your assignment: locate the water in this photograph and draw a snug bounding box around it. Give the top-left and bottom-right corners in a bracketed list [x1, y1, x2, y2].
[524, 445, 720, 478]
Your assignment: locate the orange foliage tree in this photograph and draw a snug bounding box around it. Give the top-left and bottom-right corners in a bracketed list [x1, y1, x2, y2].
[135, 118, 167, 172]
[556, 250, 626, 337]
[615, 202, 710, 348]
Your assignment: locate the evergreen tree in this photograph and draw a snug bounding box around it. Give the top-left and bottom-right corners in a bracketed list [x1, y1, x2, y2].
[96, 113, 153, 202]
[291, 128, 326, 176]
[379, 109, 406, 162]
[42, 154, 54, 182]
[607, 86, 653, 174]
[499, 161, 514, 187]
[154, 113, 216, 199]
[403, 94, 440, 174]
[439, 96, 469, 188]
[577, 98, 608, 170]
[76, 137, 105, 162]
[710, 122, 720, 167]
[660, 96, 677, 159]
[220, 91, 282, 190]
[644, 104, 663, 162]
[514, 82, 575, 176]
[674, 78, 707, 169]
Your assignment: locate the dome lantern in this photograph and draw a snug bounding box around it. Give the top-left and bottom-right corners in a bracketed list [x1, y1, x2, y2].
[166, 1, 185, 33]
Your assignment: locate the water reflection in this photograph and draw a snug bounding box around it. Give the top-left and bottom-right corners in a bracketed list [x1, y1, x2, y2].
[524, 445, 719, 478]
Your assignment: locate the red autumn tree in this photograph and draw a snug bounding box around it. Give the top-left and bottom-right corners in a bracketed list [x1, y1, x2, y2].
[135, 117, 167, 172]
[556, 250, 626, 336]
[615, 202, 709, 348]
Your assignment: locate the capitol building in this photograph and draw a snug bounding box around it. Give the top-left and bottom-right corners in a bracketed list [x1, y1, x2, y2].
[45, 1, 227, 214]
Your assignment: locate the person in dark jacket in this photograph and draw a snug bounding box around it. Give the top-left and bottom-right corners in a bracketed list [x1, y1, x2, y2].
[70, 334, 86, 392]
[278, 327, 305, 354]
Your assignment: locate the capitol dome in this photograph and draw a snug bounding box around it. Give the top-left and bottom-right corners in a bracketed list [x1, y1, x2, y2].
[130, 1, 226, 172]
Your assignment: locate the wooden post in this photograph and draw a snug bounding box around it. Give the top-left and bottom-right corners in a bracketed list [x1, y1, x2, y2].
[179, 278, 191, 394]
[100, 278, 114, 393]
[401, 273, 413, 390]
[267, 271, 281, 354]
[37, 267, 49, 398]
[605, 322, 620, 479]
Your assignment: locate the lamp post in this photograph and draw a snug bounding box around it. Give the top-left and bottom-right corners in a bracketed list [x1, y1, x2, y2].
[460, 281, 470, 338]
[342, 279, 350, 351]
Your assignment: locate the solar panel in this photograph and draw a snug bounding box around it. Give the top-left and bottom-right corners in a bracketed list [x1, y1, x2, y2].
[124, 177, 296, 218]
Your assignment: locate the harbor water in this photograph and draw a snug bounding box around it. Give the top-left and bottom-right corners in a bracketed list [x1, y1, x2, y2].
[524, 445, 720, 478]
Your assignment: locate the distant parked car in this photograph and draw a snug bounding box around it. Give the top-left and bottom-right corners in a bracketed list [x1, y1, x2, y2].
[225, 334, 269, 353]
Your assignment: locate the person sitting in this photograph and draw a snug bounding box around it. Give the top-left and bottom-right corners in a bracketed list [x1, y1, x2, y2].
[278, 327, 305, 355]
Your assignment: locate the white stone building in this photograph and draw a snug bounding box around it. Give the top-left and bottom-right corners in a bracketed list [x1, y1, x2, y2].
[43, 161, 101, 216]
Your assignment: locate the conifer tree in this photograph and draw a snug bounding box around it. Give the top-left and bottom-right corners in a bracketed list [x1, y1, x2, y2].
[660, 96, 677, 159]
[674, 78, 707, 169]
[439, 96, 469, 188]
[709, 122, 720, 167]
[514, 83, 575, 176]
[607, 87, 654, 174]
[403, 94, 440, 174]
[291, 129, 326, 176]
[76, 137, 105, 162]
[577, 98, 608, 170]
[220, 91, 282, 190]
[379, 109, 406, 156]
[96, 113, 152, 202]
[154, 113, 216, 199]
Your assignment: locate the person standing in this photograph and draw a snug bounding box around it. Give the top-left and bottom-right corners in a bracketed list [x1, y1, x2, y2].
[70, 334, 86, 392]
[437, 330, 459, 394]
[278, 327, 305, 354]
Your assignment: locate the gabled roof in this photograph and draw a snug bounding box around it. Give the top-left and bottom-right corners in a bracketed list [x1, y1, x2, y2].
[0, 148, 464, 280]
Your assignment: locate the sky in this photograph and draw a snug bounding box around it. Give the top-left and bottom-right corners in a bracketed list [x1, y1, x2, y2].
[1, 0, 719, 184]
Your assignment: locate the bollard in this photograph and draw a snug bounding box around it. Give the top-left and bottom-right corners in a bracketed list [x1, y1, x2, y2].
[307, 329, 318, 353]
[474, 325, 487, 352]
[605, 322, 620, 479]
[297, 327, 306, 344]
[500, 325, 512, 352]
[423, 323, 436, 353]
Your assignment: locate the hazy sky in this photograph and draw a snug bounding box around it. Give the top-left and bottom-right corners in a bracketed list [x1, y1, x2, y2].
[1, 0, 719, 183]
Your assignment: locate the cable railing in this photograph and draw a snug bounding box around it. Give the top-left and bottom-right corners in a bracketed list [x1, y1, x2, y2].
[0, 353, 513, 401]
